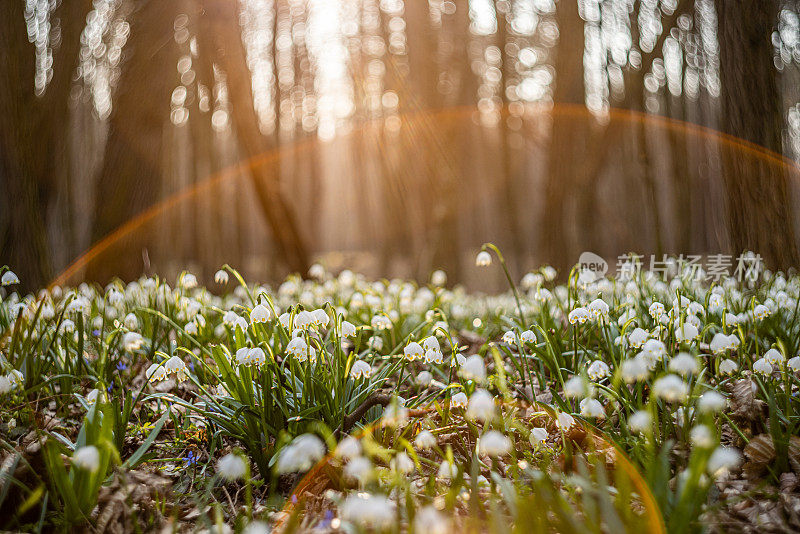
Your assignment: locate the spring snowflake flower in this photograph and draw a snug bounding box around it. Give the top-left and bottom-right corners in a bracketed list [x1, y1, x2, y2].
[179, 272, 197, 289]
[475, 251, 492, 267]
[311, 308, 330, 328]
[643, 339, 667, 361]
[788, 356, 800, 372]
[341, 320, 356, 337]
[415, 370, 433, 386]
[242, 521, 269, 534]
[764, 348, 785, 366]
[286, 337, 309, 359]
[217, 453, 247, 480]
[529, 427, 548, 445]
[564, 376, 591, 399]
[294, 310, 314, 329]
[450, 391, 468, 408]
[466, 389, 496, 422]
[580, 398, 605, 418]
[367, 335, 383, 351]
[308, 263, 325, 279]
[344, 456, 373, 484]
[502, 330, 516, 344]
[698, 391, 726, 413]
[72, 446, 100, 471]
[649, 302, 666, 320]
[568, 307, 590, 325]
[390, 452, 415, 474]
[431, 269, 447, 286]
[185, 322, 198, 335]
[669, 352, 699, 376]
[621, 357, 649, 383]
[335, 436, 362, 459]
[381, 402, 409, 427]
[86, 389, 102, 405]
[628, 410, 652, 434]
[479, 430, 511, 457]
[707, 447, 741, 477]
[247, 347, 266, 367]
[414, 430, 437, 450]
[276, 434, 326, 474]
[164, 355, 188, 382]
[691, 425, 715, 449]
[588, 299, 610, 320]
[753, 357, 773, 376]
[414, 506, 449, 534]
[653, 374, 689, 402]
[719, 358, 738, 375]
[146, 363, 168, 383]
[587, 360, 610, 380]
[628, 328, 649, 348]
[425, 348, 444, 364]
[61, 319, 75, 333]
[520, 329, 537, 343]
[437, 460, 459, 479]
[6, 370, 23, 389]
[278, 312, 291, 329]
[340, 493, 395, 529]
[542, 265, 557, 281]
[459, 355, 487, 383]
[753, 304, 770, 320]
[214, 269, 228, 284]
[250, 304, 271, 324]
[123, 313, 138, 331]
[556, 411, 576, 430]
[371, 314, 392, 330]
[404, 342, 424, 361]
[350, 360, 371, 379]
[0, 376, 13, 394]
[674, 322, 699, 342]
[1, 270, 20, 286]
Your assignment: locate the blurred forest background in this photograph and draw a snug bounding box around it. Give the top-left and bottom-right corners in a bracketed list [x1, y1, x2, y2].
[3, 0, 800, 291]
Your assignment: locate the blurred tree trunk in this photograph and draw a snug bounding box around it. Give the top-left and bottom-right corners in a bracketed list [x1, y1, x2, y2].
[715, 0, 797, 268]
[540, 0, 586, 271]
[90, 0, 181, 282]
[0, 1, 90, 290]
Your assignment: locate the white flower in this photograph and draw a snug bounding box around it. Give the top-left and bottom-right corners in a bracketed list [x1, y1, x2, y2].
[652, 374, 688, 402]
[587, 360, 610, 381]
[502, 330, 516, 344]
[308, 263, 325, 279]
[371, 314, 392, 331]
[390, 452, 415, 474]
[753, 304, 770, 320]
[425, 348, 444, 364]
[466, 389, 496, 422]
[278, 312, 291, 329]
[276, 434, 326, 474]
[242, 521, 269, 534]
[753, 357, 773, 376]
[669, 352, 699, 376]
[628, 410, 652, 433]
[350, 360, 371, 379]
[450, 391, 468, 407]
[123, 313, 139, 330]
[621, 357, 649, 383]
[340, 493, 395, 529]
[649, 302, 665, 319]
[719, 358, 739, 375]
[146, 363, 167, 383]
[1, 270, 20, 286]
[529, 427, 548, 445]
[415, 370, 433, 386]
[788, 356, 800, 372]
[381, 402, 409, 427]
[179, 272, 198, 289]
[588, 299, 610, 319]
[674, 322, 699, 342]
[0, 375, 13, 394]
[628, 328, 649, 348]
[248, 347, 266, 367]
[404, 342, 424, 361]
[343, 456, 373, 484]
[341, 320, 356, 337]
[437, 460, 458, 479]
[568, 307, 590, 325]
[7, 370, 23, 389]
[86, 388, 102, 405]
[710, 333, 733, 354]
[691, 425, 715, 449]
[367, 335, 383, 350]
[312, 308, 330, 328]
[122, 332, 144, 352]
[286, 337, 310, 360]
[414, 430, 437, 450]
[475, 251, 492, 267]
[764, 348, 785, 366]
[643, 339, 667, 361]
[556, 411, 575, 430]
[184, 322, 198, 335]
[542, 265, 557, 281]
[294, 310, 314, 329]
[335, 436, 362, 459]
[459, 355, 486, 383]
[697, 391, 726, 413]
[431, 270, 447, 286]
[520, 330, 536, 344]
[164, 355, 188, 382]
[217, 453, 247, 480]
[707, 447, 741, 477]
[580, 398, 605, 418]
[413, 506, 449, 534]
[72, 446, 100, 471]
[479, 430, 511, 457]
[564, 376, 591, 399]
[214, 269, 229, 284]
[250, 304, 271, 323]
